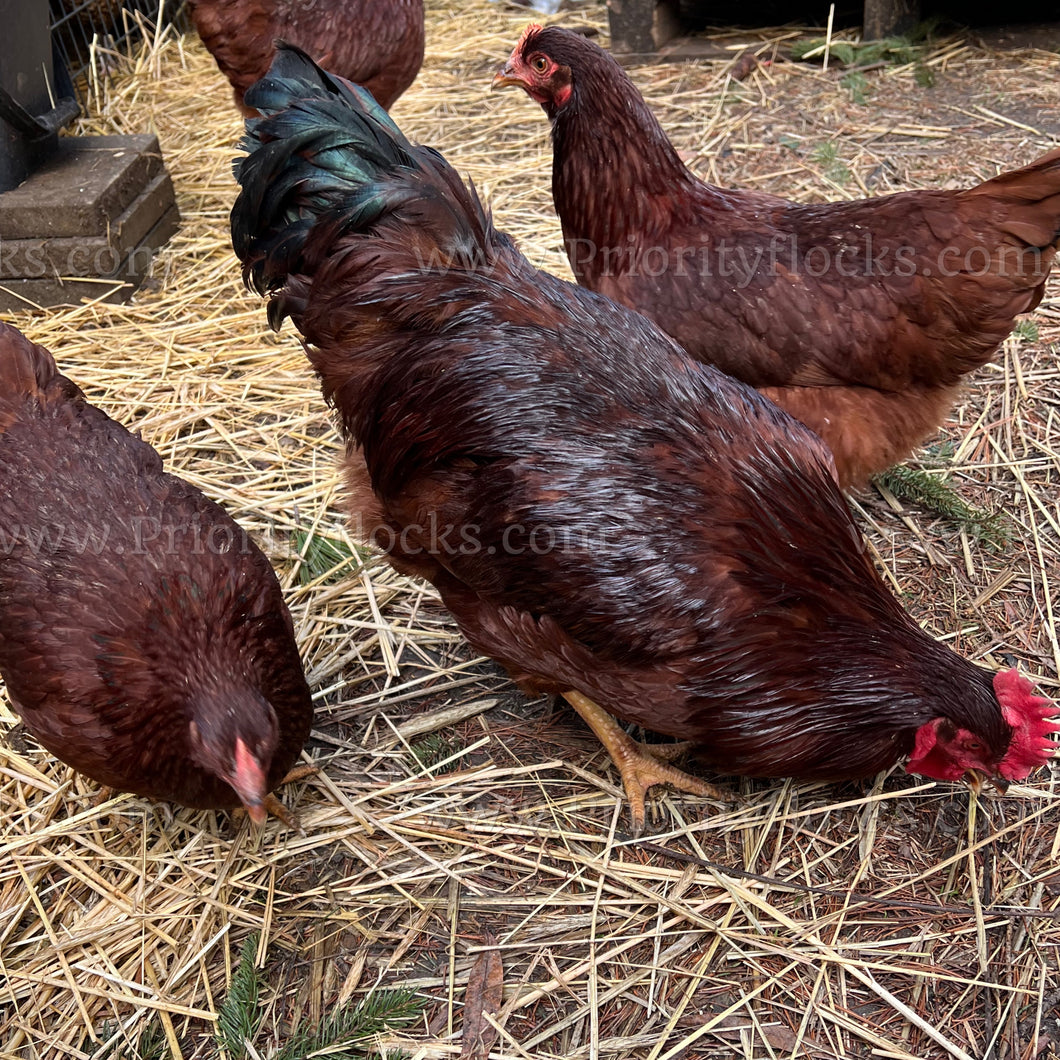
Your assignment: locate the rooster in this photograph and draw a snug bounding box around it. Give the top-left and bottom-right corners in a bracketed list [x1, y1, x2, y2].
[187, 0, 424, 114]
[232, 46, 1056, 835]
[493, 25, 1060, 489]
[0, 323, 313, 824]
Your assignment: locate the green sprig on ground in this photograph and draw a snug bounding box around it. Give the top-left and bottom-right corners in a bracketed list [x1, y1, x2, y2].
[874, 464, 1010, 548]
[216, 936, 263, 1060]
[216, 934, 423, 1059]
[292, 527, 368, 586]
[271, 988, 423, 1060]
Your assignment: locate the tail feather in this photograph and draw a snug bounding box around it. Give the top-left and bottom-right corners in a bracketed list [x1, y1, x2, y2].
[965, 146, 1060, 248]
[232, 43, 495, 310]
[0, 323, 85, 430]
[0, 323, 167, 480]
[0, 323, 57, 399]
[971, 146, 1060, 201]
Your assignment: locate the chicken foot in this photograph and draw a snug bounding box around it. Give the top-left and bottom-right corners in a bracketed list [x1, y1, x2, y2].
[563, 690, 727, 836]
[259, 792, 301, 830]
[280, 763, 319, 785]
[238, 765, 318, 830]
[89, 783, 303, 830]
[234, 791, 301, 829]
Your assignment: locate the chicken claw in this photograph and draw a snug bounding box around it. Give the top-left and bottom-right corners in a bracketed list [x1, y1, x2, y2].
[563, 690, 728, 835]
[261, 793, 302, 831]
[234, 792, 302, 830]
[279, 763, 319, 785]
[245, 766, 317, 830]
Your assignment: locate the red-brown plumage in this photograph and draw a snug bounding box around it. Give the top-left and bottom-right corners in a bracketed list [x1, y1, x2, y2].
[232, 49, 1056, 824]
[0, 323, 313, 819]
[495, 26, 1060, 488]
[187, 0, 424, 114]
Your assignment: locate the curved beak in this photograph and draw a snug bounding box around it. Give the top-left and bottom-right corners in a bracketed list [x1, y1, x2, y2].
[967, 771, 1009, 796]
[243, 798, 268, 825]
[232, 736, 270, 825]
[491, 63, 524, 92]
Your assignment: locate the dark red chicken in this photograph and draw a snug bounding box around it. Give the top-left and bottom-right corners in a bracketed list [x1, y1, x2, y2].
[0, 323, 313, 823]
[494, 26, 1060, 489]
[186, 0, 424, 114]
[232, 47, 1056, 834]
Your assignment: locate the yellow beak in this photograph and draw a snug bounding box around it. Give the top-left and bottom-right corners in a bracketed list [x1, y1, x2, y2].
[491, 64, 523, 92]
[967, 772, 1008, 796]
[244, 799, 268, 825]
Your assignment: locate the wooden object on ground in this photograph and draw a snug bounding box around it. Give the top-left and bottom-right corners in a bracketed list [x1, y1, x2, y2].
[862, 0, 921, 39]
[0, 134, 180, 310]
[608, 0, 925, 57]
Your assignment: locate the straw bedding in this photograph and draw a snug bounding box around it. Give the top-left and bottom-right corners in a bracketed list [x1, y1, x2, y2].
[0, 2, 1058, 1057]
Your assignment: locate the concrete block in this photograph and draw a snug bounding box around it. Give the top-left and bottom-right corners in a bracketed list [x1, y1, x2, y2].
[0, 133, 180, 310]
[0, 134, 165, 239]
[0, 201, 180, 311]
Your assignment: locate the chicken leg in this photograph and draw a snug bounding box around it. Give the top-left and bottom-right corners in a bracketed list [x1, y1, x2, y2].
[240, 765, 318, 829]
[259, 792, 300, 829]
[563, 690, 728, 835]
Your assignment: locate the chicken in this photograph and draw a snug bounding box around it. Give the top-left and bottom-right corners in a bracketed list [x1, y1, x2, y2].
[0, 323, 313, 823]
[231, 46, 1056, 834]
[493, 26, 1060, 489]
[186, 0, 424, 115]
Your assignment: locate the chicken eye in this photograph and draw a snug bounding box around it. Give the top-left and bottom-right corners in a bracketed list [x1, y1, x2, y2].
[966, 738, 985, 753]
[531, 56, 549, 74]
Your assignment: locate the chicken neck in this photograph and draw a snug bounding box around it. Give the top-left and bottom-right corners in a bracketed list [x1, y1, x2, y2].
[548, 73, 722, 284]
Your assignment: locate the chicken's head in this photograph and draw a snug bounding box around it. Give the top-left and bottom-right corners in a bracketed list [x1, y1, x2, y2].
[189, 688, 280, 822]
[492, 24, 575, 116]
[906, 669, 1057, 791]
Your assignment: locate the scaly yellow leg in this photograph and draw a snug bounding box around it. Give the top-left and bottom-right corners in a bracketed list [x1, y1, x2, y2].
[259, 792, 301, 830]
[279, 763, 319, 785]
[563, 690, 728, 836]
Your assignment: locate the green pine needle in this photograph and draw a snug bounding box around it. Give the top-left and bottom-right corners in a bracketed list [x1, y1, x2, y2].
[214, 936, 421, 1060]
[791, 24, 936, 70]
[809, 142, 852, 185]
[292, 528, 368, 586]
[827, 40, 858, 66]
[90, 1018, 171, 1059]
[920, 440, 957, 465]
[874, 465, 1009, 548]
[1013, 319, 1040, 343]
[409, 731, 458, 775]
[271, 988, 424, 1060]
[913, 60, 936, 87]
[137, 1021, 171, 1060]
[840, 70, 870, 104]
[216, 935, 264, 1060]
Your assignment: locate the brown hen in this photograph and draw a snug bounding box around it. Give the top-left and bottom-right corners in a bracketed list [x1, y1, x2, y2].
[232, 48, 1056, 834]
[0, 323, 313, 823]
[187, 0, 424, 114]
[494, 26, 1060, 488]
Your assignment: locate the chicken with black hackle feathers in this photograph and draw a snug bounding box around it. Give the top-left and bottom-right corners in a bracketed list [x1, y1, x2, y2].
[0, 323, 313, 825]
[231, 45, 1057, 835]
[493, 25, 1060, 490]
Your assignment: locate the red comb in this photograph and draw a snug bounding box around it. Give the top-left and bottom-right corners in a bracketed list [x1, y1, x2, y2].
[516, 23, 544, 51]
[994, 669, 1058, 781]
